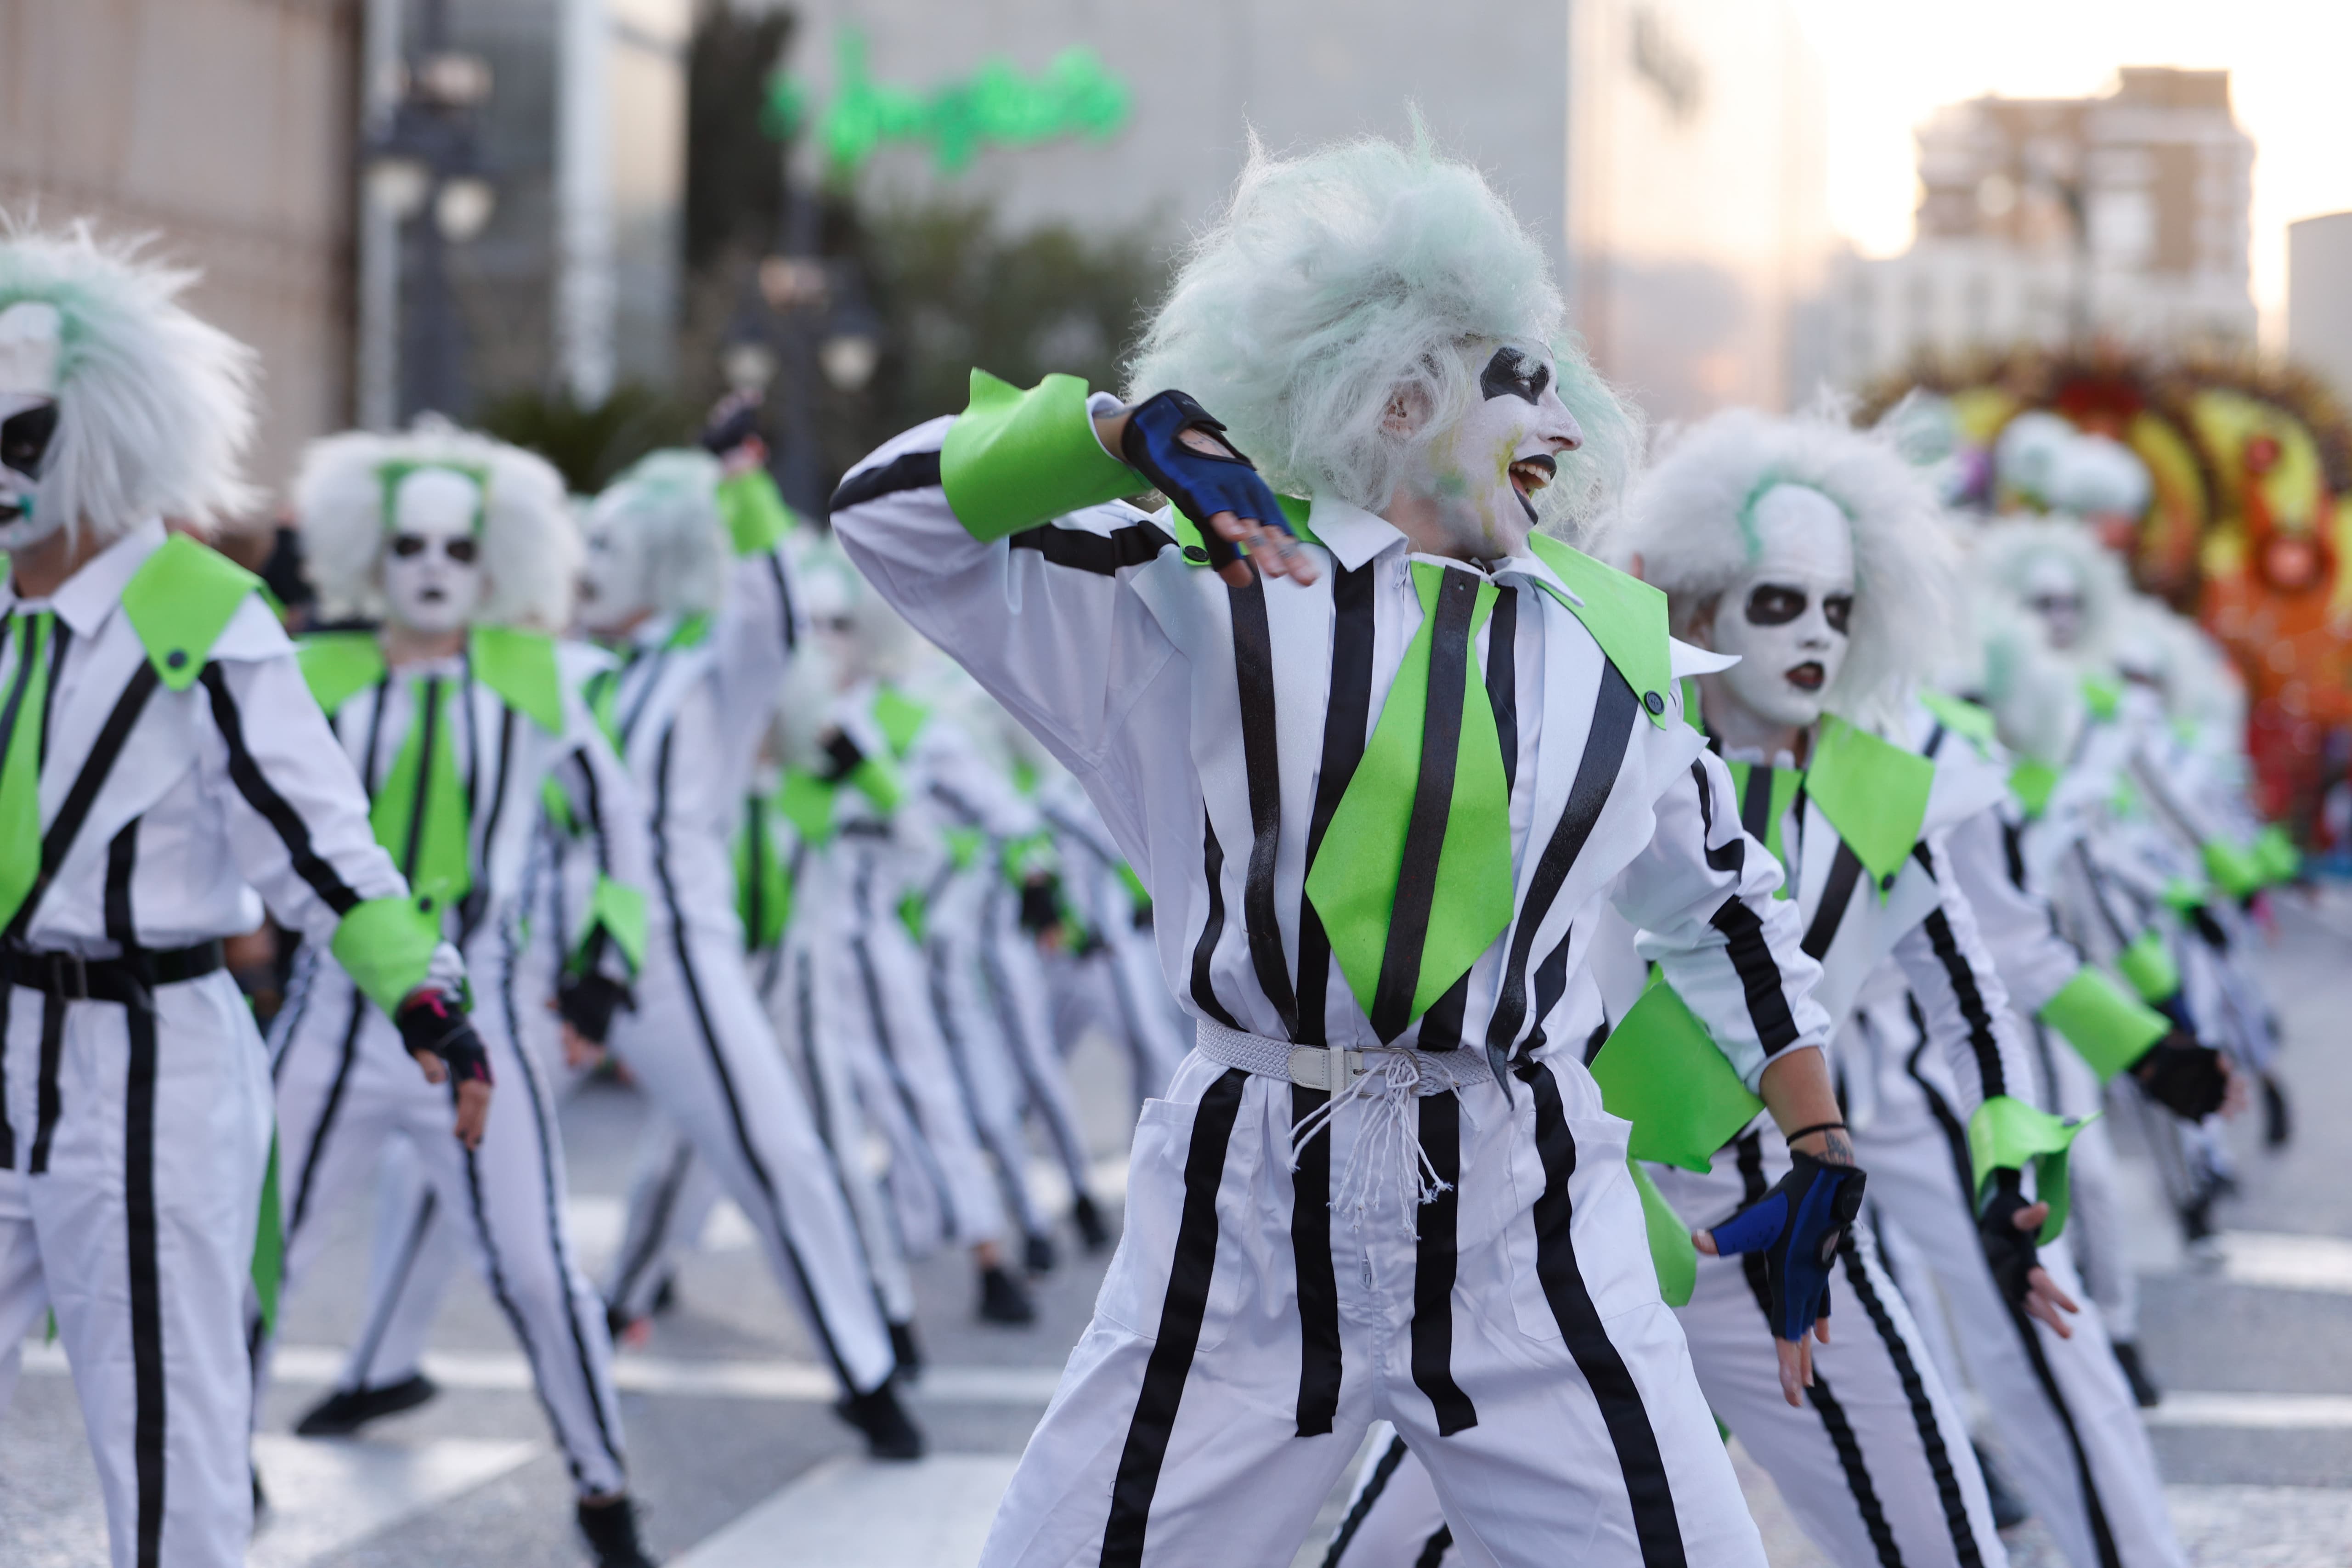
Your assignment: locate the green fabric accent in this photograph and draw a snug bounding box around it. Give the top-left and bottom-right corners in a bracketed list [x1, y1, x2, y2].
[2116, 928, 2181, 1002]
[1305, 563, 1514, 1031]
[330, 894, 446, 1015]
[368, 677, 473, 911]
[898, 889, 929, 946]
[1920, 690, 1999, 753]
[1001, 827, 1057, 886]
[298, 632, 388, 717]
[939, 371, 1144, 542]
[1807, 716, 1934, 886]
[718, 468, 798, 555]
[251, 1134, 283, 1336]
[2201, 838, 2263, 900]
[735, 798, 795, 952]
[1723, 760, 1803, 896]
[469, 625, 565, 734]
[1679, 676, 1703, 731]
[375, 459, 488, 532]
[0, 611, 56, 930]
[1115, 860, 1150, 911]
[540, 775, 580, 838]
[1524, 533, 1674, 729]
[2160, 876, 2207, 911]
[2038, 966, 2170, 1082]
[943, 824, 985, 872]
[2255, 823, 2300, 885]
[1166, 494, 1321, 564]
[2009, 759, 2059, 818]
[1627, 1157, 1697, 1307]
[665, 611, 714, 650]
[2081, 674, 2121, 722]
[777, 766, 837, 845]
[849, 754, 905, 814]
[1967, 1095, 2092, 1243]
[578, 875, 648, 975]
[1012, 757, 1040, 797]
[119, 532, 261, 691]
[873, 685, 932, 759]
[1589, 976, 1765, 1172]
[583, 667, 623, 751]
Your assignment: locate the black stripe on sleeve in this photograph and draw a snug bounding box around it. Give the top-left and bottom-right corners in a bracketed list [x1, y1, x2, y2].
[1914, 843, 2008, 1100]
[125, 1002, 167, 1568]
[1228, 577, 1300, 1039]
[1290, 1081, 1341, 1436]
[1708, 896, 1801, 1056]
[1297, 562, 1376, 1046]
[1188, 809, 1242, 1030]
[201, 665, 362, 916]
[1691, 761, 1745, 877]
[1738, 763, 1776, 847]
[1801, 841, 1865, 961]
[1520, 1059, 1687, 1568]
[1806, 1370, 1903, 1568]
[829, 448, 943, 513]
[1006, 518, 1175, 576]
[1840, 1239, 1986, 1567]
[1411, 1091, 1478, 1435]
[1101, 1068, 1246, 1568]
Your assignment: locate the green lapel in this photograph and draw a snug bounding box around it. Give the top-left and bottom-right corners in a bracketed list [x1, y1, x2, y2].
[1806, 716, 1934, 886]
[469, 625, 565, 735]
[1523, 534, 1672, 729]
[777, 766, 837, 846]
[873, 685, 933, 759]
[121, 533, 262, 691]
[1920, 690, 1998, 754]
[296, 633, 388, 717]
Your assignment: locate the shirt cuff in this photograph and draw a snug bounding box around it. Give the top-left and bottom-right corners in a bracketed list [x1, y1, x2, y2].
[939, 371, 1145, 541]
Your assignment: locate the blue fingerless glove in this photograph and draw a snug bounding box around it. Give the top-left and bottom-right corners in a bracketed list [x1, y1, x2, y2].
[1119, 390, 1293, 574]
[1707, 1150, 1866, 1342]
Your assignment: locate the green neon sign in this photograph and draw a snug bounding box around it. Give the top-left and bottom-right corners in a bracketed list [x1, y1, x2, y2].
[763, 31, 1131, 176]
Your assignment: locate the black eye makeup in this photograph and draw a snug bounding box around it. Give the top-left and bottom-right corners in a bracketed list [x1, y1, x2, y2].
[1823, 594, 1852, 634]
[1479, 346, 1550, 406]
[389, 533, 478, 564]
[0, 403, 58, 477]
[1744, 584, 1806, 625]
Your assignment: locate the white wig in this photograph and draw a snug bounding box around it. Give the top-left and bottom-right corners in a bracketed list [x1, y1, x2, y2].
[295, 418, 577, 630]
[0, 216, 259, 540]
[588, 448, 728, 619]
[1126, 130, 1638, 538]
[1619, 408, 1959, 733]
[1970, 516, 2128, 666]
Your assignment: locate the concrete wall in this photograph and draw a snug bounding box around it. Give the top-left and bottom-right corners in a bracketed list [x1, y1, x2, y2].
[2289, 212, 2352, 411]
[0, 0, 358, 507]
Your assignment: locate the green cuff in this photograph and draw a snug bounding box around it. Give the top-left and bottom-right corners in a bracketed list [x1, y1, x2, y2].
[939, 370, 1144, 542]
[1589, 976, 1766, 1173]
[2116, 928, 2181, 1002]
[1967, 1096, 2092, 1242]
[2202, 838, 2264, 900]
[2255, 824, 2300, 886]
[331, 894, 447, 1016]
[2160, 876, 2208, 911]
[2009, 759, 2059, 818]
[718, 469, 798, 555]
[2037, 967, 2169, 1081]
[575, 875, 648, 976]
[1628, 1157, 1696, 1308]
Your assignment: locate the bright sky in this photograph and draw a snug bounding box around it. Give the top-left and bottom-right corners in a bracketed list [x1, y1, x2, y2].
[1788, 0, 2352, 342]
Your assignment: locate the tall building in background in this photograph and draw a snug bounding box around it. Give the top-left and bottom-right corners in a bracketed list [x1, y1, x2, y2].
[0, 0, 358, 506]
[2288, 212, 2352, 410]
[1827, 68, 2256, 390]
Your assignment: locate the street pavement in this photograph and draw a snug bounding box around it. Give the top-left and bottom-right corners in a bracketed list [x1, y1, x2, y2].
[6, 895, 2352, 1566]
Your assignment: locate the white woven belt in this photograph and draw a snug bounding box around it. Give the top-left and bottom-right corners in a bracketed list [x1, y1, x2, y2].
[1193, 1018, 1491, 1235]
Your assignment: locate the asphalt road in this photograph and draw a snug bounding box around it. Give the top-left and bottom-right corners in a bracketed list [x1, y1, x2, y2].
[6, 895, 2351, 1567]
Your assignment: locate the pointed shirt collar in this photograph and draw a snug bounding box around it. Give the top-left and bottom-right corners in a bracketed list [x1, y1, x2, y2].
[0, 519, 168, 636]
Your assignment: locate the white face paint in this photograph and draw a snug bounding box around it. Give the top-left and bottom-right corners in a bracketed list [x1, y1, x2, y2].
[1394, 341, 1584, 561]
[1707, 483, 1856, 732]
[380, 467, 484, 636]
[574, 496, 651, 637]
[2021, 554, 2085, 651]
[0, 303, 64, 550]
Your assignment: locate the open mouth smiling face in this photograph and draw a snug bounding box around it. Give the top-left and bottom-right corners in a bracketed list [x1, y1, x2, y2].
[1411, 341, 1583, 560]
[0, 302, 65, 548]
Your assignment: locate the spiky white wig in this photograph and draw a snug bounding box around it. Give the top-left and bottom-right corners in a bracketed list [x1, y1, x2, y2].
[0, 216, 259, 540]
[295, 418, 577, 630]
[1619, 408, 1958, 733]
[1125, 130, 1638, 538]
[587, 448, 728, 619]
[1969, 517, 2128, 667]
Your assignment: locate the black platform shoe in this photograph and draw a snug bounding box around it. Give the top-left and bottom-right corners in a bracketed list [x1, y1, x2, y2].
[577, 1495, 658, 1567]
[837, 1382, 926, 1460]
[1023, 1230, 1058, 1275]
[1071, 1192, 1113, 1253]
[888, 1318, 925, 1383]
[294, 1373, 439, 1437]
[978, 1263, 1037, 1325]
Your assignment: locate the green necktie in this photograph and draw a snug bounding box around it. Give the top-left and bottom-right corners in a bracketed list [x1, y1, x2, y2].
[1305, 562, 1515, 1042]
[0, 611, 56, 930]
[369, 675, 472, 911]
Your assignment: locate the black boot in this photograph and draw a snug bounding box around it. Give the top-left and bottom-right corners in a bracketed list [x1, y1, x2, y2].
[978, 1263, 1037, 1325]
[2112, 1340, 2162, 1408]
[576, 1495, 658, 1568]
[1973, 1441, 2029, 1530]
[294, 1373, 439, 1436]
[1023, 1231, 1057, 1275]
[837, 1382, 926, 1460]
[888, 1319, 925, 1383]
[2262, 1073, 2292, 1148]
[1071, 1192, 1113, 1253]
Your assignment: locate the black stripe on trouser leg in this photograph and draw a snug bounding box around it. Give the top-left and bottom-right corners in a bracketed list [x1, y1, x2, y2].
[287, 989, 370, 1240]
[1413, 1525, 1455, 1568]
[124, 1002, 166, 1568]
[1412, 1092, 1477, 1434]
[1803, 1370, 1901, 1568]
[1840, 1236, 1984, 1568]
[1297, 562, 1376, 1045]
[1321, 1433, 1411, 1568]
[28, 991, 62, 1173]
[1188, 810, 1242, 1030]
[1370, 571, 1481, 1042]
[1518, 1059, 1686, 1568]
[1100, 1068, 1246, 1568]
[1800, 842, 1865, 961]
[1707, 895, 1801, 1055]
[1905, 1042, 2121, 1568]
[853, 931, 961, 1235]
[1229, 577, 1300, 1038]
[1291, 1082, 1341, 1435]
[460, 1126, 591, 1488]
[349, 1187, 440, 1388]
[611, 1140, 696, 1318]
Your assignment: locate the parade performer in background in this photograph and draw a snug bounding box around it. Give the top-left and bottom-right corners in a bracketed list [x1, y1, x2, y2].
[0, 221, 492, 1568]
[574, 428, 923, 1458]
[834, 132, 1859, 1568]
[259, 420, 659, 1567]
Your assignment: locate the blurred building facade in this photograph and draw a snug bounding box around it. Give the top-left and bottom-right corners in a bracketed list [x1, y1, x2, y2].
[1826, 68, 2256, 390]
[2288, 211, 2352, 410]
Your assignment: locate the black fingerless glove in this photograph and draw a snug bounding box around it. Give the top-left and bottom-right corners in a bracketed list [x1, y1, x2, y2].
[1707, 1150, 1867, 1342]
[396, 990, 493, 1087]
[1119, 390, 1291, 575]
[558, 972, 634, 1047]
[1976, 1168, 2041, 1308]
[2132, 1030, 2229, 1120]
[700, 391, 763, 458]
[1018, 875, 1063, 936]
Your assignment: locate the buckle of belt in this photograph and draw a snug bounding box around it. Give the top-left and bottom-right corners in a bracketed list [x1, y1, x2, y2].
[1286, 1046, 1368, 1093]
